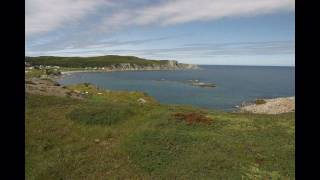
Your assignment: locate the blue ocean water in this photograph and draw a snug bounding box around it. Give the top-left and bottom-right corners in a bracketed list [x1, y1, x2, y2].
[57, 65, 295, 111]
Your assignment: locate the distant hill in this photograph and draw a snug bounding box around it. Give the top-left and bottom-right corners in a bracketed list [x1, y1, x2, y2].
[25, 55, 174, 68]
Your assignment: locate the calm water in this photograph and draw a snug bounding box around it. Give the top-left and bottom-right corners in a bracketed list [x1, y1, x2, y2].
[58, 65, 295, 111]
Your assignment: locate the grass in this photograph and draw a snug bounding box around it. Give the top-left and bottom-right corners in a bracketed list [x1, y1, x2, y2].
[67, 103, 136, 125]
[26, 84, 295, 179]
[25, 69, 46, 78]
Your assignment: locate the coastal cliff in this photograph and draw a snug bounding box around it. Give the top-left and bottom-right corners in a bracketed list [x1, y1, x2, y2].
[85, 60, 199, 72]
[25, 55, 199, 72]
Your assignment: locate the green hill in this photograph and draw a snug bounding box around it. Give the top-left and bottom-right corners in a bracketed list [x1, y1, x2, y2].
[25, 55, 171, 68]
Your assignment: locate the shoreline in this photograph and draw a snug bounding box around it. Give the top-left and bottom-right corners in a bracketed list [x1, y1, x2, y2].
[28, 67, 295, 115]
[57, 71, 294, 114]
[60, 68, 199, 75]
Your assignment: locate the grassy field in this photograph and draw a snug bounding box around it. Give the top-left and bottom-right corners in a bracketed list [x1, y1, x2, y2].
[25, 55, 171, 68]
[25, 84, 295, 179]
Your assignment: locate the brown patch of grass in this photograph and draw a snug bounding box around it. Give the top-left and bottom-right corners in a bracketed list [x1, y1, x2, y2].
[255, 157, 265, 166]
[172, 112, 212, 125]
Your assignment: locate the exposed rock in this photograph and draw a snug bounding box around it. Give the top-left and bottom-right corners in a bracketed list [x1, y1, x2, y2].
[186, 80, 216, 88]
[239, 97, 295, 114]
[191, 82, 216, 88]
[25, 79, 83, 99]
[137, 98, 147, 104]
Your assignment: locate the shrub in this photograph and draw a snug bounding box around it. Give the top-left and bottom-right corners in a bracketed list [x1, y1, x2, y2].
[255, 99, 267, 105]
[83, 82, 91, 87]
[45, 68, 61, 76]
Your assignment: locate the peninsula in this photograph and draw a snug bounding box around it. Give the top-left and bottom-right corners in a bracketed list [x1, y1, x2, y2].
[25, 55, 199, 72]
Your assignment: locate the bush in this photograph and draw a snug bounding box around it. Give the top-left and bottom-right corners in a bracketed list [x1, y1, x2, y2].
[255, 99, 267, 105]
[45, 68, 61, 76]
[83, 82, 91, 87]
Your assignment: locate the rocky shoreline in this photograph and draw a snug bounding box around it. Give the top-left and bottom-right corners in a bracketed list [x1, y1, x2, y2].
[60, 61, 199, 75]
[238, 97, 295, 114]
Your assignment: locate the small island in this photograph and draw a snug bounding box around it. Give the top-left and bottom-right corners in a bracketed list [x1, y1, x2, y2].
[188, 80, 216, 88]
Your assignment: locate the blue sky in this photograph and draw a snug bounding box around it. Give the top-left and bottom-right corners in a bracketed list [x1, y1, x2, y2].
[26, 0, 295, 66]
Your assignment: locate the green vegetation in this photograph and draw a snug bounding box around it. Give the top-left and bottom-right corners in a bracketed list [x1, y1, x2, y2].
[25, 68, 61, 78]
[45, 68, 61, 76]
[25, 55, 171, 68]
[25, 69, 45, 78]
[67, 104, 136, 125]
[255, 99, 267, 105]
[26, 84, 294, 179]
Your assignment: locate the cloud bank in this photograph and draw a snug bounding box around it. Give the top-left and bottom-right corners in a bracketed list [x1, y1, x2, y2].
[26, 0, 294, 36]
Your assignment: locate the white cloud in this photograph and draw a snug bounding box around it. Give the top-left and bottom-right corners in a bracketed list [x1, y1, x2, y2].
[26, 0, 294, 37]
[26, 0, 109, 37]
[103, 0, 294, 29]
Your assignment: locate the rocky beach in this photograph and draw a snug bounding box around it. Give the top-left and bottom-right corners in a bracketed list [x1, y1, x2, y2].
[239, 97, 295, 114]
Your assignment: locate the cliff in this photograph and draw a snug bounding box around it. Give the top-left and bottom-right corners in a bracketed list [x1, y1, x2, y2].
[90, 60, 199, 71]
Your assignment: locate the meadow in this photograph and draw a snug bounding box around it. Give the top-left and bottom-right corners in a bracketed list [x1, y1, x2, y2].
[26, 83, 295, 179]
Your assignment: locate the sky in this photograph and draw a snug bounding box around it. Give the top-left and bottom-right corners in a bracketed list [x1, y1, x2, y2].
[26, 0, 295, 66]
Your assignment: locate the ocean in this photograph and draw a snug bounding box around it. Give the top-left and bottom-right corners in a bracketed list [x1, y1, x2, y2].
[57, 65, 295, 111]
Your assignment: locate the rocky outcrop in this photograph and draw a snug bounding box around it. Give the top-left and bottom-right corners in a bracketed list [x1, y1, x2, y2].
[84, 60, 199, 72]
[25, 79, 84, 99]
[238, 97, 295, 114]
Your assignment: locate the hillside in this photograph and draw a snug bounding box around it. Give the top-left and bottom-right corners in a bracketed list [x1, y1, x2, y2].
[25, 79, 295, 179]
[25, 55, 195, 68]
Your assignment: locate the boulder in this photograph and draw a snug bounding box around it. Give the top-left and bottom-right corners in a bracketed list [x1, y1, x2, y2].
[137, 98, 147, 104]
